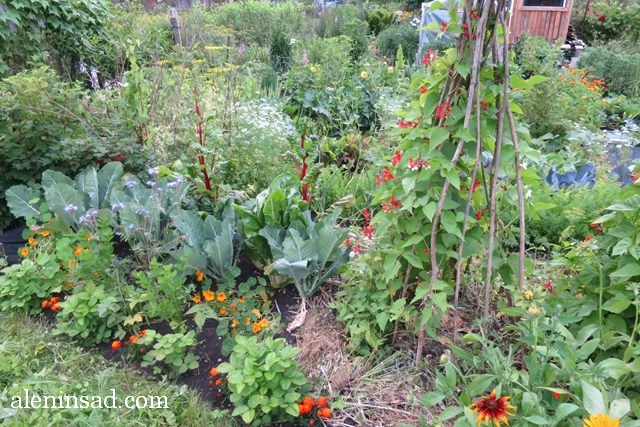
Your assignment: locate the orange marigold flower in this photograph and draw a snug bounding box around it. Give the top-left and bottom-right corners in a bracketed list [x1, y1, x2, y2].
[231, 319, 239, 328]
[245, 317, 251, 326]
[41, 300, 51, 309]
[50, 296, 60, 305]
[28, 237, 37, 247]
[229, 303, 238, 311]
[140, 329, 148, 337]
[583, 413, 619, 427]
[217, 292, 227, 302]
[67, 259, 77, 269]
[252, 322, 261, 334]
[51, 303, 61, 312]
[238, 295, 246, 303]
[318, 407, 332, 419]
[111, 340, 122, 351]
[259, 318, 269, 328]
[303, 396, 315, 408]
[38, 230, 51, 237]
[193, 294, 202, 304]
[298, 403, 312, 416]
[73, 246, 83, 256]
[195, 270, 205, 282]
[128, 334, 138, 344]
[470, 389, 515, 427]
[20, 247, 29, 257]
[316, 397, 329, 408]
[215, 378, 223, 387]
[219, 307, 227, 315]
[209, 367, 219, 377]
[202, 290, 215, 302]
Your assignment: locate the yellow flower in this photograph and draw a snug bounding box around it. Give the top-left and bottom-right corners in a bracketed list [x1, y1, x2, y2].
[252, 322, 261, 334]
[217, 292, 227, 302]
[67, 259, 77, 270]
[193, 294, 202, 304]
[231, 319, 239, 328]
[38, 230, 51, 237]
[387, 66, 394, 74]
[28, 237, 37, 247]
[583, 413, 619, 427]
[202, 290, 215, 302]
[259, 318, 269, 328]
[73, 246, 83, 256]
[245, 317, 251, 326]
[20, 247, 30, 257]
[523, 290, 534, 300]
[360, 71, 369, 79]
[251, 308, 261, 317]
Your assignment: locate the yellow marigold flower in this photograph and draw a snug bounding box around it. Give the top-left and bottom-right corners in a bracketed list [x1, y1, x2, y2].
[523, 290, 534, 300]
[231, 319, 239, 328]
[216, 292, 226, 302]
[195, 270, 205, 282]
[28, 237, 37, 247]
[259, 318, 269, 328]
[73, 246, 83, 256]
[360, 71, 369, 79]
[202, 290, 215, 302]
[251, 308, 261, 317]
[583, 413, 619, 427]
[193, 294, 202, 304]
[245, 317, 251, 326]
[252, 322, 261, 334]
[20, 247, 30, 257]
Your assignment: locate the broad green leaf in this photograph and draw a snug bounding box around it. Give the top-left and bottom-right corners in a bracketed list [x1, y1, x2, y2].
[581, 380, 606, 415]
[598, 359, 630, 380]
[610, 263, 640, 279]
[5, 185, 41, 219]
[555, 403, 578, 422]
[602, 297, 631, 314]
[97, 162, 123, 207]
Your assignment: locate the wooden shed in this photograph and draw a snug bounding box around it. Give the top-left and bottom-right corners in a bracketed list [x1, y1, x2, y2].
[509, 0, 575, 43]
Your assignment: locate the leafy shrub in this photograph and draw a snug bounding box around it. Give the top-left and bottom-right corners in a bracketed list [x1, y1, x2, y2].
[0, 68, 101, 229]
[314, 5, 369, 61]
[0, 0, 109, 75]
[55, 282, 123, 347]
[579, 46, 640, 98]
[365, 7, 396, 36]
[137, 330, 199, 378]
[217, 335, 307, 425]
[270, 26, 292, 74]
[513, 34, 562, 79]
[0, 260, 62, 315]
[376, 24, 420, 65]
[573, 2, 640, 46]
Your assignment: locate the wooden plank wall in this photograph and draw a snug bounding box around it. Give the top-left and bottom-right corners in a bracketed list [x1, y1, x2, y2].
[509, 0, 574, 43]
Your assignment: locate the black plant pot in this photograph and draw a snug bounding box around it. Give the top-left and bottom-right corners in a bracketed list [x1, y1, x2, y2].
[0, 226, 26, 266]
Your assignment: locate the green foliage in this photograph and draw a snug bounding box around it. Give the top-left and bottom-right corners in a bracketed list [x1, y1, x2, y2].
[172, 208, 241, 283]
[0, 67, 103, 229]
[270, 26, 292, 74]
[0, 0, 110, 75]
[265, 210, 350, 299]
[573, 2, 640, 46]
[234, 177, 309, 270]
[130, 260, 192, 330]
[55, 282, 123, 347]
[314, 4, 369, 61]
[137, 330, 200, 378]
[217, 335, 307, 426]
[365, 7, 396, 36]
[0, 260, 62, 315]
[579, 46, 640, 98]
[513, 34, 562, 79]
[376, 24, 420, 65]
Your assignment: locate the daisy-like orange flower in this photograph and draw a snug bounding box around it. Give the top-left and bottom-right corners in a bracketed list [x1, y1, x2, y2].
[74, 246, 83, 256]
[318, 407, 332, 419]
[252, 322, 262, 334]
[470, 390, 515, 427]
[583, 413, 619, 427]
[216, 292, 226, 302]
[202, 290, 215, 302]
[219, 307, 227, 315]
[195, 270, 205, 282]
[20, 247, 29, 257]
[28, 237, 37, 247]
[192, 294, 202, 304]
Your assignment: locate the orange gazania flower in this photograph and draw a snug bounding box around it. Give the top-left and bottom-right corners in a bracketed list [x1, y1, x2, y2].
[20, 247, 29, 257]
[192, 294, 202, 304]
[28, 237, 37, 247]
[74, 246, 83, 256]
[216, 292, 226, 302]
[195, 270, 205, 282]
[583, 413, 619, 427]
[470, 390, 515, 427]
[202, 290, 215, 302]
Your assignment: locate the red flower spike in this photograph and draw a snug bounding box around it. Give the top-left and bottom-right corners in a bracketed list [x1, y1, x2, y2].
[392, 151, 403, 166]
[544, 281, 553, 293]
[383, 167, 394, 182]
[475, 211, 483, 220]
[598, 14, 606, 21]
[420, 86, 428, 94]
[440, 21, 448, 31]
